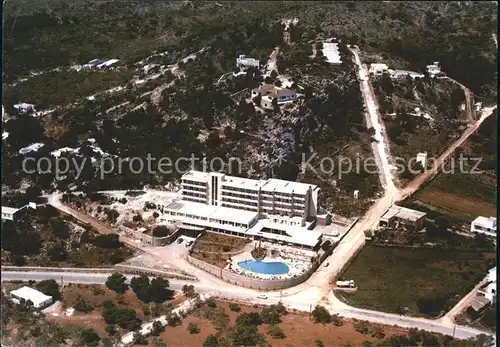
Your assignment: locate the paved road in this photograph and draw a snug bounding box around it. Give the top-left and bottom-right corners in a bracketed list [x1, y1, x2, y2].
[2, 270, 492, 341]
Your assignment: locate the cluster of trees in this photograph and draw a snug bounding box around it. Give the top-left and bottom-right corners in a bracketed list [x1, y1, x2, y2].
[101, 300, 142, 331]
[311, 305, 343, 326]
[130, 274, 175, 303]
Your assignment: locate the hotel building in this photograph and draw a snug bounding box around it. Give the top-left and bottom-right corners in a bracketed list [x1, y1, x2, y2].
[159, 171, 323, 249]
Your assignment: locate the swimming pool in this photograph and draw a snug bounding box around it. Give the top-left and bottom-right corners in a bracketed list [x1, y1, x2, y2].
[238, 260, 289, 275]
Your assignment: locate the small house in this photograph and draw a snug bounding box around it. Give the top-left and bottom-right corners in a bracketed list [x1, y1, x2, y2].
[471, 216, 496, 237]
[13, 103, 36, 114]
[10, 286, 53, 309]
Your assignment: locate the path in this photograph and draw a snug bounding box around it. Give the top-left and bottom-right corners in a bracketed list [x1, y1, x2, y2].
[446, 76, 476, 122]
[399, 106, 496, 200]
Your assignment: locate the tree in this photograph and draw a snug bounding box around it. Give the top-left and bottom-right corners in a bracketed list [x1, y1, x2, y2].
[229, 303, 241, 312]
[236, 312, 262, 326]
[152, 225, 170, 237]
[101, 301, 118, 324]
[151, 321, 165, 336]
[50, 219, 70, 239]
[261, 306, 281, 324]
[105, 273, 129, 294]
[116, 308, 141, 331]
[417, 295, 447, 316]
[270, 70, 278, 79]
[206, 299, 217, 308]
[92, 234, 123, 249]
[312, 305, 331, 323]
[203, 334, 219, 347]
[187, 322, 200, 334]
[130, 274, 150, 302]
[331, 313, 344, 326]
[148, 277, 174, 303]
[354, 320, 370, 334]
[48, 242, 68, 261]
[133, 332, 148, 345]
[105, 324, 117, 336]
[182, 284, 196, 298]
[434, 215, 451, 231]
[267, 325, 285, 339]
[35, 279, 61, 301]
[231, 324, 264, 347]
[74, 295, 94, 313]
[80, 328, 101, 347]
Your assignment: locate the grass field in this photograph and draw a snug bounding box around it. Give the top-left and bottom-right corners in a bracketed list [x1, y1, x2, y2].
[409, 170, 496, 221]
[338, 244, 495, 318]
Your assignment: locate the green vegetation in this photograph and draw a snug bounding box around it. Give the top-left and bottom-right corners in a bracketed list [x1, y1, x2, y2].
[105, 273, 129, 294]
[129, 274, 175, 303]
[4, 70, 133, 109]
[339, 244, 495, 317]
[187, 322, 200, 334]
[35, 279, 61, 301]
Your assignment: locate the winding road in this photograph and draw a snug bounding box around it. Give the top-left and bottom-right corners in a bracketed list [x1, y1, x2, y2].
[2, 45, 496, 343]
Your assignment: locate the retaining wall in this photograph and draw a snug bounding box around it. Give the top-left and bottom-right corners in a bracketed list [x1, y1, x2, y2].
[187, 248, 334, 291]
[113, 264, 197, 281]
[1, 266, 114, 273]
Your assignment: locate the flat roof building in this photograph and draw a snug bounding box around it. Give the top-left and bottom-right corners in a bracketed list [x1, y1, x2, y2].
[369, 63, 389, 76]
[236, 55, 260, 70]
[10, 286, 53, 309]
[471, 216, 496, 237]
[380, 205, 426, 230]
[173, 171, 323, 249]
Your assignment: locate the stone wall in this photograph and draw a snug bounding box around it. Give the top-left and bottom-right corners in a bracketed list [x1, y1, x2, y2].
[187, 255, 321, 291]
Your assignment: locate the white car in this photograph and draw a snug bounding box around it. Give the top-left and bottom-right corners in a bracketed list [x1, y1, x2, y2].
[257, 294, 268, 299]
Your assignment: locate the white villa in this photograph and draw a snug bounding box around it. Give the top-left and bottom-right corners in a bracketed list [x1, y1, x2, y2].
[369, 63, 389, 76]
[251, 84, 297, 109]
[236, 55, 260, 70]
[159, 171, 323, 250]
[471, 216, 496, 237]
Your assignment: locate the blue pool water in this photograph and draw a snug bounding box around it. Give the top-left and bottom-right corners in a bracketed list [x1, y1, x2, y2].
[238, 260, 289, 275]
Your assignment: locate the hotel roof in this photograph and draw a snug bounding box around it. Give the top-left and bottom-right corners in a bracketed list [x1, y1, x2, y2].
[182, 171, 318, 195]
[164, 200, 258, 225]
[247, 219, 322, 247]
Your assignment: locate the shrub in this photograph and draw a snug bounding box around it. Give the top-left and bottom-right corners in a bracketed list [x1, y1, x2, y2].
[206, 299, 217, 308]
[267, 325, 285, 339]
[187, 322, 200, 334]
[203, 334, 218, 347]
[74, 295, 94, 313]
[151, 321, 165, 336]
[354, 320, 370, 334]
[312, 305, 331, 323]
[315, 339, 325, 347]
[229, 303, 241, 312]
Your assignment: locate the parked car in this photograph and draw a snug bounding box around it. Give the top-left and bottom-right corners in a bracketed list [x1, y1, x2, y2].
[257, 294, 268, 299]
[176, 238, 184, 244]
[185, 241, 193, 247]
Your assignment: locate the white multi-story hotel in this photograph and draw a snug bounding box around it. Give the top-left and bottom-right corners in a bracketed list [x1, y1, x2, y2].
[180, 170, 319, 222]
[160, 171, 323, 249]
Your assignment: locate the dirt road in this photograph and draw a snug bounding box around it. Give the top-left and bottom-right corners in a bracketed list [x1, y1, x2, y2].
[446, 76, 476, 122]
[399, 106, 496, 200]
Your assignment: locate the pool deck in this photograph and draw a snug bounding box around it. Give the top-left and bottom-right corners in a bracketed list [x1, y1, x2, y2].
[227, 251, 310, 280]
